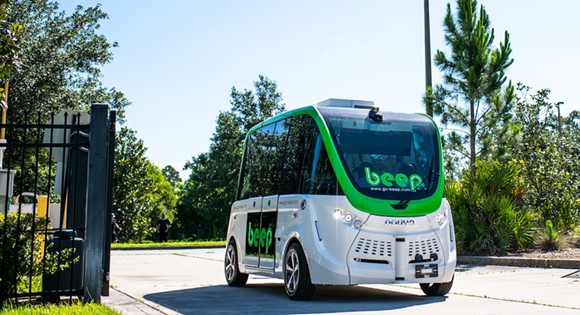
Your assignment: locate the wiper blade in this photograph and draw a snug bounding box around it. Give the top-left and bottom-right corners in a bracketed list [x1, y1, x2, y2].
[424, 156, 438, 196]
[409, 156, 438, 194]
[391, 157, 439, 210]
[391, 199, 410, 210]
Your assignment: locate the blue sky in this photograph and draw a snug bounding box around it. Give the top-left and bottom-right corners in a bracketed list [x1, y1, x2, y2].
[60, 1, 580, 178]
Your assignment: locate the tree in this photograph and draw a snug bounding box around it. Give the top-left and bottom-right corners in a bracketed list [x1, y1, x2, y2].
[231, 74, 285, 132]
[113, 127, 156, 242]
[161, 165, 182, 188]
[4, 1, 131, 198]
[0, 1, 21, 95]
[113, 129, 178, 243]
[146, 163, 177, 237]
[177, 75, 285, 240]
[6, 0, 129, 122]
[513, 85, 580, 231]
[428, 0, 514, 176]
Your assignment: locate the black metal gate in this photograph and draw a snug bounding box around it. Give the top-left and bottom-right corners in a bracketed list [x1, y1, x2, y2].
[0, 104, 115, 305]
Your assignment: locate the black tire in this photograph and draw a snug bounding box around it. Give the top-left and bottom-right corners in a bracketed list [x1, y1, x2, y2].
[420, 276, 454, 296]
[224, 241, 248, 287]
[284, 242, 316, 300]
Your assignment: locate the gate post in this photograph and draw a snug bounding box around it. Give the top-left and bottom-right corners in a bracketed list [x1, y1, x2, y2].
[83, 104, 109, 303]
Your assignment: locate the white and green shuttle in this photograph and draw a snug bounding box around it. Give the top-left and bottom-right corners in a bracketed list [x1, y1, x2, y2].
[224, 99, 456, 300]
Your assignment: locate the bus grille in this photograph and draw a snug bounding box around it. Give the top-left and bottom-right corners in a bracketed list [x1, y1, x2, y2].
[354, 238, 392, 257]
[408, 238, 440, 257]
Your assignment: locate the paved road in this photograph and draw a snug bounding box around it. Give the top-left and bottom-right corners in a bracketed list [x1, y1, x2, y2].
[103, 248, 580, 315]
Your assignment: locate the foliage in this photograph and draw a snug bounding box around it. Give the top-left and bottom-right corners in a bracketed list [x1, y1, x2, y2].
[536, 220, 566, 251]
[0, 213, 47, 297]
[0, 302, 120, 314]
[446, 159, 535, 255]
[113, 127, 154, 242]
[0, 1, 22, 92]
[6, 0, 129, 123]
[161, 165, 182, 188]
[4, 0, 128, 194]
[513, 85, 580, 231]
[0, 213, 79, 299]
[572, 225, 580, 248]
[177, 75, 285, 240]
[5, 1, 143, 229]
[427, 0, 514, 176]
[145, 163, 177, 238]
[113, 127, 177, 242]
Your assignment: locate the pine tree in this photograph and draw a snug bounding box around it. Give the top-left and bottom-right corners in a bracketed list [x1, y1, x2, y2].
[428, 0, 514, 176]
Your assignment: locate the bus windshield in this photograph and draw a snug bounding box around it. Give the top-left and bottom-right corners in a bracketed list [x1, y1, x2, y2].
[319, 107, 440, 201]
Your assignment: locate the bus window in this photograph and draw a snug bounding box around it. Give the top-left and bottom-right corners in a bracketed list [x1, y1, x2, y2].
[319, 107, 440, 201]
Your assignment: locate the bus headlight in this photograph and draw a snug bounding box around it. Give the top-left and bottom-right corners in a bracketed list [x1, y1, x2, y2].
[435, 210, 447, 225]
[333, 209, 361, 228]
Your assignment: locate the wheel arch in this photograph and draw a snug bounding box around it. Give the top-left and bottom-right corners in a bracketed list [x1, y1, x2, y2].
[282, 235, 309, 265]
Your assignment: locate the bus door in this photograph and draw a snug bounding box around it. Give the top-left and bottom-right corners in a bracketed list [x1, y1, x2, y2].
[243, 196, 262, 267]
[244, 195, 278, 269]
[258, 195, 278, 269]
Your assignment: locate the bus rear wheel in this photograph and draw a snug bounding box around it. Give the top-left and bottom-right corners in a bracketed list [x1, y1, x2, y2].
[224, 241, 248, 287]
[420, 276, 454, 296]
[284, 242, 316, 300]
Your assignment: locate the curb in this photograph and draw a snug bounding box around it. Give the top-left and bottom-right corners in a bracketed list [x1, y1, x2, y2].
[458, 256, 580, 269]
[103, 287, 174, 315]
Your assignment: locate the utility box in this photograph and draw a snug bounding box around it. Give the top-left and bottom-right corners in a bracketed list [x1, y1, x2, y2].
[43, 229, 84, 301]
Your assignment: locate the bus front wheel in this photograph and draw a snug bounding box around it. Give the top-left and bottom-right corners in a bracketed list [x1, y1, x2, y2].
[284, 242, 316, 300]
[224, 241, 248, 287]
[420, 276, 454, 296]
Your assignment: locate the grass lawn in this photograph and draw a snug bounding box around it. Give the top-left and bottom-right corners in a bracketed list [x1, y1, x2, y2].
[0, 302, 119, 314]
[111, 239, 226, 249]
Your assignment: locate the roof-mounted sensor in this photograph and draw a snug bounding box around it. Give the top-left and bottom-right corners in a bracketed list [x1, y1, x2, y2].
[368, 106, 383, 122]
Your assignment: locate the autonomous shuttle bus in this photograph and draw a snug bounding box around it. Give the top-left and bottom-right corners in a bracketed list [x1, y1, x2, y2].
[224, 99, 456, 300]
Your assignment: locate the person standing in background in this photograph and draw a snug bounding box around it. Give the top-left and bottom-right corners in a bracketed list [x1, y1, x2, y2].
[156, 214, 171, 242]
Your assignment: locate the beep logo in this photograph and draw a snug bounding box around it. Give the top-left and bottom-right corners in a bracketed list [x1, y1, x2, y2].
[247, 222, 273, 254]
[365, 167, 423, 191]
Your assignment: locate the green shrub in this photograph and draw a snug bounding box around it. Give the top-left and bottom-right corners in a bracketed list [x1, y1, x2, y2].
[0, 213, 79, 300]
[537, 220, 567, 251]
[572, 226, 580, 248]
[0, 213, 48, 297]
[447, 159, 536, 255]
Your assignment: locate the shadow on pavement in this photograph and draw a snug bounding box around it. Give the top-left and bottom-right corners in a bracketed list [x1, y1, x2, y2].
[144, 282, 446, 314]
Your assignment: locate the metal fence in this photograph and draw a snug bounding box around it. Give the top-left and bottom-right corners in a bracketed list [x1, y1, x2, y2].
[0, 104, 115, 305]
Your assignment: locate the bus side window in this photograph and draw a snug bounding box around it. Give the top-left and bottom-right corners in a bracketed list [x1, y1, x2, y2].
[297, 118, 340, 196]
[311, 139, 339, 195]
[278, 117, 302, 195]
[238, 141, 252, 200]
